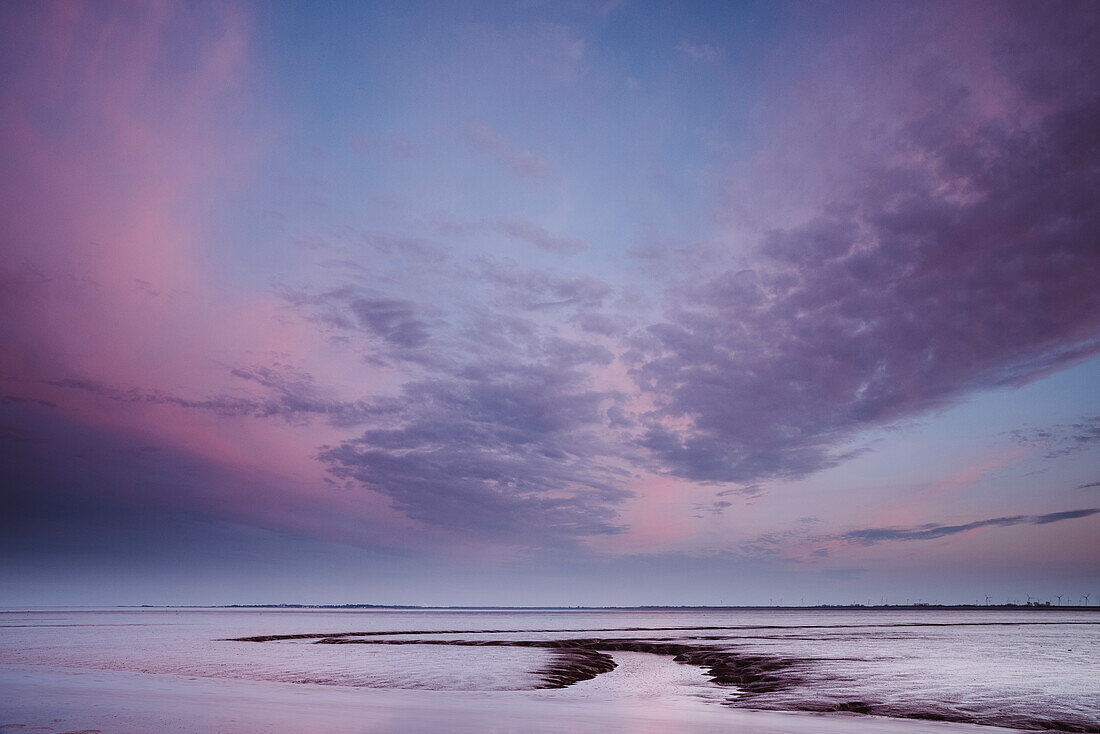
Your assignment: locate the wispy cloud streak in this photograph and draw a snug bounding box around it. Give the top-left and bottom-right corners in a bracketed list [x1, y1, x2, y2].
[840, 509, 1100, 546]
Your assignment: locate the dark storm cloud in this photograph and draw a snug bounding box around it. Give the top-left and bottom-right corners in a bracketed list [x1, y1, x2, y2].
[633, 8, 1100, 485]
[1, 399, 221, 520]
[841, 509, 1099, 545]
[0, 398, 414, 591]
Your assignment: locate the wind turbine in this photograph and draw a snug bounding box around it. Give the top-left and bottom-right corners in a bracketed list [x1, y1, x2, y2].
[1056, 594, 1063, 606]
[1084, 593, 1092, 607]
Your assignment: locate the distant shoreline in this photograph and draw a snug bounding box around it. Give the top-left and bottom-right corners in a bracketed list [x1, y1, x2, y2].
[108, 603, 1100, 611]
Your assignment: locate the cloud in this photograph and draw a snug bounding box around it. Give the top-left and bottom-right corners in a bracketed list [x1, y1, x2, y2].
[496, 218, 586, 254]
[354, 231, 449, 264]
[1011, 417, 1100, 459]
[689, 499, 732, 518]
[633, 5, 1100, 485]
[0, 396, 418, 554]
[270, 259, 632, 544]
[680, 42, 721, 63]
[716, 484, 763, 498]
[840, 509, 1099, 545]
[740, 509, 1098, 557]
[351, 299, 431, 349]
[478, 259, 611, 311]
[573, 312, 620, 336]
[2, 0, 1098, 564]
[47, 373, 397, 428]
[321, 357, 630, 545]
[436, 216, 586, 254]
[467, 123, 550, 178]
[739, 516, 822, 558]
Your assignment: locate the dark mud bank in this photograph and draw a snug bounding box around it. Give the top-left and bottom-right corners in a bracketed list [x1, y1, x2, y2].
[227, 630, 1098, 732]
[231, 631, 800, 693]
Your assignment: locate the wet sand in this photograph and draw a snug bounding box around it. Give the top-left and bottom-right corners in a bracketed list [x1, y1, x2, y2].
[0, 660, 1028, 734]
[229, 626, 1099, 729]
[5, 608, 1096, 733]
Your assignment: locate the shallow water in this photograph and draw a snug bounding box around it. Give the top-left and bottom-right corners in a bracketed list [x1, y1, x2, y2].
[1, 607, 1097, 733]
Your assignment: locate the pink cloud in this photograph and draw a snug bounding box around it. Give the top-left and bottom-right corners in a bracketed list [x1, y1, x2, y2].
[0, 2, 425, 550]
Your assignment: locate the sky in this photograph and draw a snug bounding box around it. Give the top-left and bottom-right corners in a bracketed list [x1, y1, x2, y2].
[1, 0, 1098, 607]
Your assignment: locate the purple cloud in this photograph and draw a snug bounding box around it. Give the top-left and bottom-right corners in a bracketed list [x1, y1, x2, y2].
[1011, 417, 1100, 459]
[321, 356, 630, 544]
[3, 0, 1098, 571]
[840, 509, 1099, 545]
[633, 7, 1100, 485]
[48, 374, 398, 429]
[351, 298, 432, 349]
[478, 259, 611, 311]
[270, 261, 631, 543]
